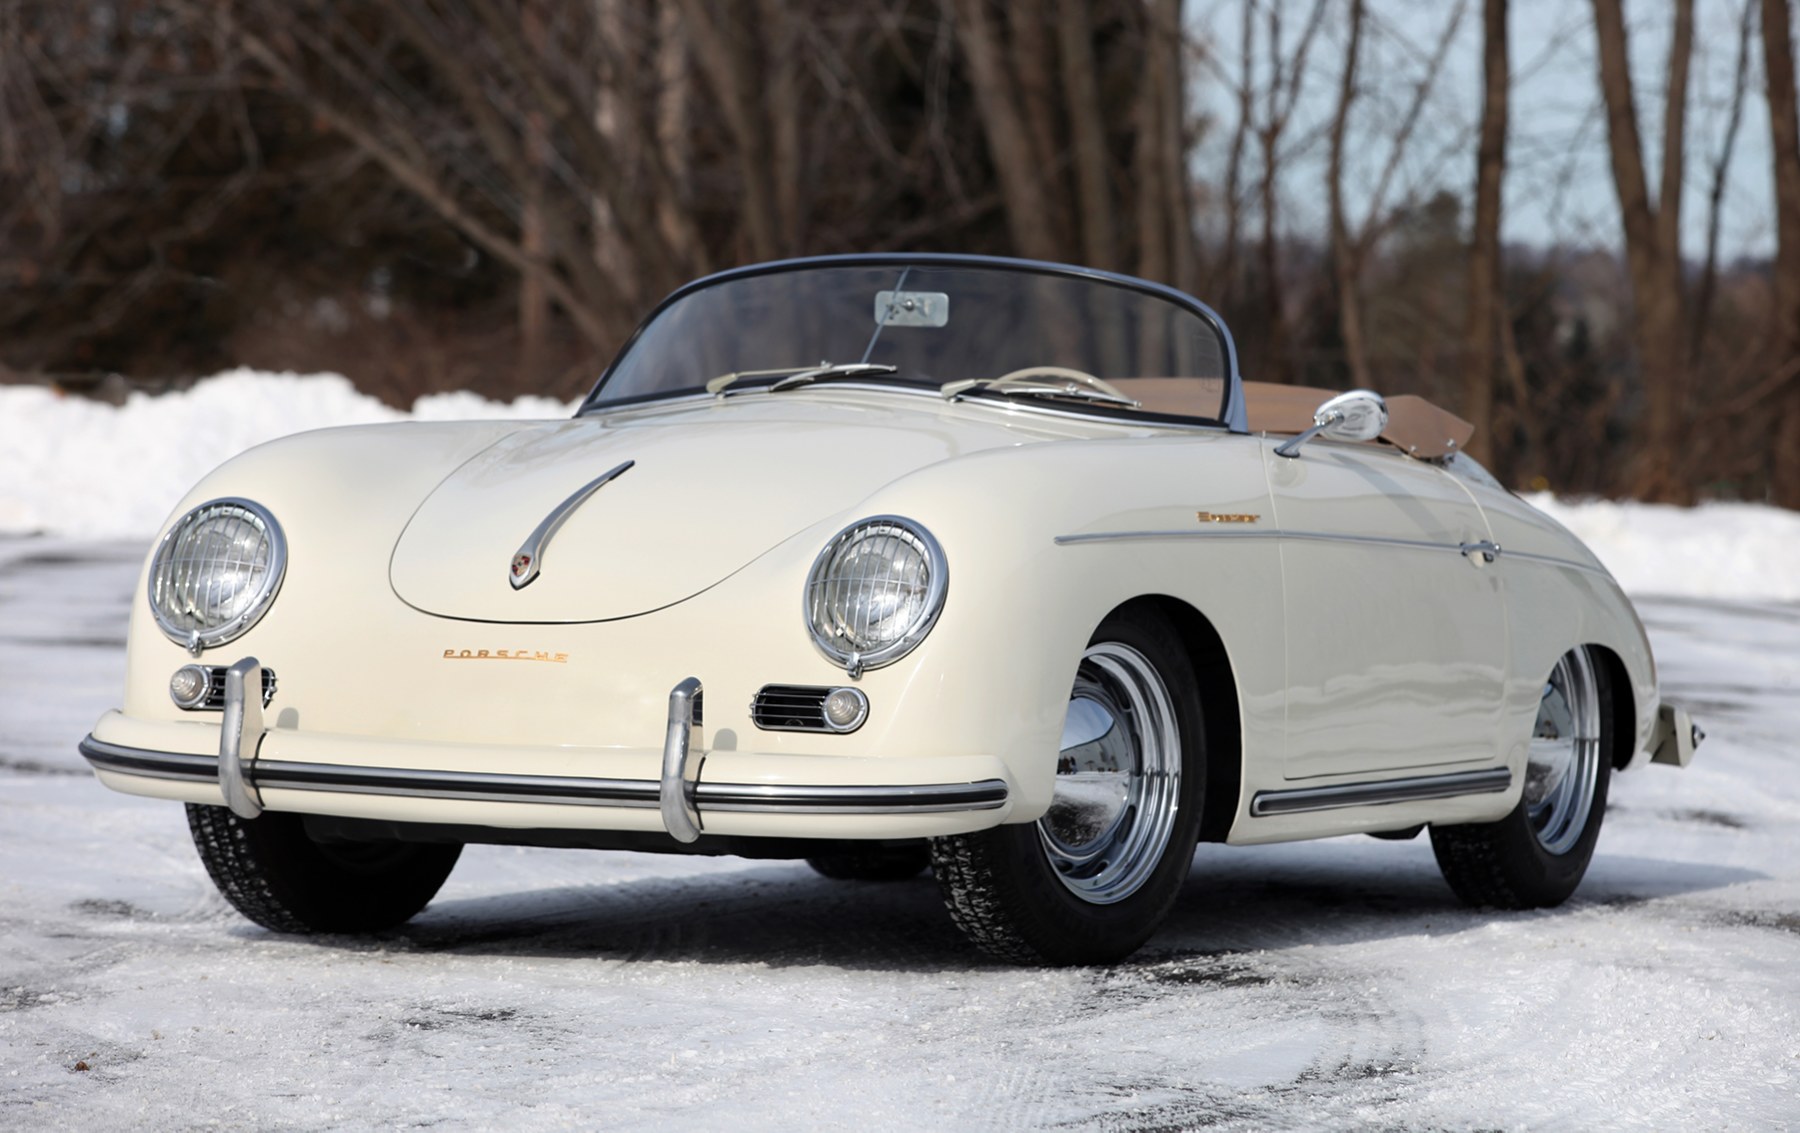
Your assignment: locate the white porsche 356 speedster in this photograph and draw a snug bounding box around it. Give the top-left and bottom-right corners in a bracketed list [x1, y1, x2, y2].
[81, 254, 1701, 964]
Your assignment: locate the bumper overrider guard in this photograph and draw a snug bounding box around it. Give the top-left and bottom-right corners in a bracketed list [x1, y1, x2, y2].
[78, 663, 1011, 837]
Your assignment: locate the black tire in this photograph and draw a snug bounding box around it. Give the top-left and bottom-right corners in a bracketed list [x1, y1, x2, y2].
[1430, 647, 1613, 909]
[930, 607, 1206, 965]
[186, 804, 462, 933]
[805, 842, 931, 882]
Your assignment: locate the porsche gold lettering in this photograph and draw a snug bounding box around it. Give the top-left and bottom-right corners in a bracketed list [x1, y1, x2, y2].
[442, 649, 569, 663]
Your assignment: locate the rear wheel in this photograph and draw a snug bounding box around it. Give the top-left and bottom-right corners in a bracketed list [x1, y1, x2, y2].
[930, 608, 1205, 965]
[1430, 646, 1612, 908]
[186, 804, 461, 933]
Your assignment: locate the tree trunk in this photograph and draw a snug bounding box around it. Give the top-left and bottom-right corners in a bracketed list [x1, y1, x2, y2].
[1133, 2, 1171, 284]
[1055, 0, 1118, 271]
[1006, 0, 1063, 194]
[654, 1, 705, 275]
[1154, 0, 1193, 292]
[1329, 0, 1372, 390]
[1690, 2, 1755, 370]
[1252, 0, 1329, 384]
[1214, 4, 1254, 306]
[517, 0, 551, 385]
[678, 0, 779, 261]
[1763, 0, 1800, 507]
[1590, 0, 1693, 502]
[1463, 0, 1508, 466]
[950, 0, 1059, 261]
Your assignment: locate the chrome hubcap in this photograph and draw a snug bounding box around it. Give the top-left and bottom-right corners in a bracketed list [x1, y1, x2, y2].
[1039, 642, 1181, 905]
[1524, 648, 1601, 855]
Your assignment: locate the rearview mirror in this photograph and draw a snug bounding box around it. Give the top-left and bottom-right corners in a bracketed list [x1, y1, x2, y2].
[1274, 389, 1389, 458]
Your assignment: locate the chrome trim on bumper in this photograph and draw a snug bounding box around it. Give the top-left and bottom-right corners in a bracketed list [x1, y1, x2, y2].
[217, 657, 265, 819]
[78, 736, 1009, 819]
[78, 738, 216, 782]
[661, 677, 704, 843]
[1250, 767, 1512, 817]
[256, 761, 660, 808]
[697, 780, 1009, 814]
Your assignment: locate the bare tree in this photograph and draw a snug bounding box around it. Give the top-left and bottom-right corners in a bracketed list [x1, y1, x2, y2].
[1253, 0, 1329, 383]
[1134, 0, 1193, 289]
[1463, 0, 1508, 466]
[1209, 3, 1256, 306]
[1327, 0, 1466, 394]
[1590, 0, 1694, 502]
[1328, 0, 1372, 389]
[1764, 0, 1800, 507]
[1056, 0, 1119, 271]
[949, 0, 1060, 261]
[950, 0, 1195, 282]
[1690, 0, 1756, 370]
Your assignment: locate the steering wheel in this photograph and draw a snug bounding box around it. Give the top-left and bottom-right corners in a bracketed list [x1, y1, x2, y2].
[990, 366, 1138, 404]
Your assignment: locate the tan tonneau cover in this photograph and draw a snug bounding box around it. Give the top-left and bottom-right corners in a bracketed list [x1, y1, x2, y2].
[1108, 378, 1474, 460]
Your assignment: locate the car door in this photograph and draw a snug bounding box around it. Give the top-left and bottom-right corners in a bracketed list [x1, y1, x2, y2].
[1263, 437, 1508, 781]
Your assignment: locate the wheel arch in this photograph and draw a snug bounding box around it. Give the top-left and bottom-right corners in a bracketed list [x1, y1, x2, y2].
[1100, 595, 1242, 844]
[1587, 643, 1638, 771]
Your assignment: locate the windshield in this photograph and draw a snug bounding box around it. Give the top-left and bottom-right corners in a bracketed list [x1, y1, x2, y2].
[580, 260, 1232, 423]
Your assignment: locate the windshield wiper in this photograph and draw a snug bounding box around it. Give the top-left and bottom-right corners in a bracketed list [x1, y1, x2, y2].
[940, 375, 1140, 408]
[706, 362, 899, 397]
[768, 362, 899, 391]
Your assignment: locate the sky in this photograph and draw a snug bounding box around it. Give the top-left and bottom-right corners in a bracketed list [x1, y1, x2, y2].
[1191, 0, 1781, 260]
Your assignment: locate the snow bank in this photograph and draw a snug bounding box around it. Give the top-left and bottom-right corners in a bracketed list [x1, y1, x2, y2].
[0, 369, 575, 538]
[3, 371, 1796, 601]
[1525, 492, 1800, 602]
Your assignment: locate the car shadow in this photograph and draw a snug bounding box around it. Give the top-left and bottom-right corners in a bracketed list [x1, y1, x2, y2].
[346, 838, 1763, 973]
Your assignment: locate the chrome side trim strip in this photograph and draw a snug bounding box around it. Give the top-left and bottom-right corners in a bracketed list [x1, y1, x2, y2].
[509, 459, 635, 590]
[661, 677, 704, 842]
[1496, 547, 1609, 576]
[1054, 528, 1457, 554]
[78, 736, 1009, 817]
[1054, 528, 1607, 576]
[1250, 768, 1513, 817]
[217, 657, 265, 819]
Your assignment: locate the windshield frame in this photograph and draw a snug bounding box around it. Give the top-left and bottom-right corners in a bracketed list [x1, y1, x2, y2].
[575, 253, 1247, 432]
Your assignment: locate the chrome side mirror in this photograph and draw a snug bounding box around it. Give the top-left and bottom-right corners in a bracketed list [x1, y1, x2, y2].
[1274, 389, 1389, 459]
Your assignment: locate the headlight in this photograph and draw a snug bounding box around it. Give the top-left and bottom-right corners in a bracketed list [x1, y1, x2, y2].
[148, 498, 287, 654]
[804, 516, 947, 676]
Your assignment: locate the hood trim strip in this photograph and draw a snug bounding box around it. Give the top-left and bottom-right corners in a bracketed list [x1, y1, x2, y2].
[508, 459, 635, 590]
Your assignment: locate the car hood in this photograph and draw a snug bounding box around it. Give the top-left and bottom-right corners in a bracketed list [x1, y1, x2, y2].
[389, 394, 1083, 623]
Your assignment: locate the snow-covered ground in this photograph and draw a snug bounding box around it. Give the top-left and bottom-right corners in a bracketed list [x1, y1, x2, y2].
[3, 542, 1799, 1127]
[4, 373, 1799, 1126]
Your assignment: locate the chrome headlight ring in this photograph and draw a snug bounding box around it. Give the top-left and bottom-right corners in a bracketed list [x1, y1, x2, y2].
[804, 515, 948, 678]
[148, 497, 288, 655]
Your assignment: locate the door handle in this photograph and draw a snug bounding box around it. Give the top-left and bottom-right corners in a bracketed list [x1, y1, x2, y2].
[1460, 540, 1502, 564]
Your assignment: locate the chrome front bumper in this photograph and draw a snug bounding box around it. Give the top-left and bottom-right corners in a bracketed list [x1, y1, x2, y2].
[79, 669, 1010, 838]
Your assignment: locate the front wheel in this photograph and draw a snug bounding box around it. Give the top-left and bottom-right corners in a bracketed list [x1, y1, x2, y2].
[1430, 646, 1613, 908]
[930, 608, 1206, 965]
[187, 804, 461, 933]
